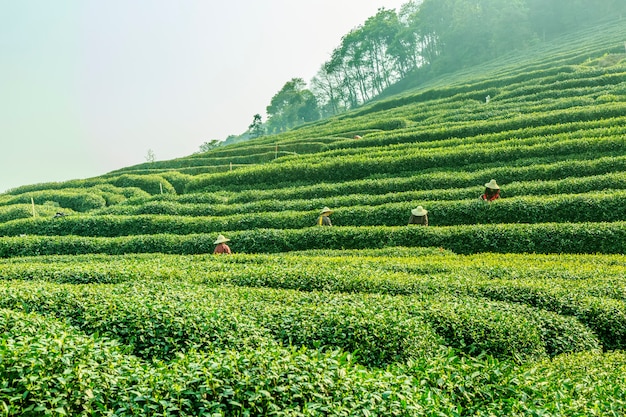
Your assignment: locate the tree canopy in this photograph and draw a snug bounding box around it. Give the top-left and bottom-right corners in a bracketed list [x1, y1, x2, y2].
[253, 0, 625, 137]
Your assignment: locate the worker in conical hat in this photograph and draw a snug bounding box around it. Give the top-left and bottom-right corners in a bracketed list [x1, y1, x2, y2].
[480, 179, 501, 201]
[213, 234, 232, 254]
[408, 206, 428, 226]
[317, 207, 333, 226]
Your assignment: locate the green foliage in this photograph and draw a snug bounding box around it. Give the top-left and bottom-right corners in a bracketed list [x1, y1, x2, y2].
[365, 117, 408, 130]
[0, 204, 73, 223]
[185, 134, 624, 191]
[106, 174, 176, 195]
[156, 171, 192, 194]
[0, 222, 625, 259]
[1, 248, 625, 415]
[1, 17, 626, 416]
[266, 78, 320, 133]
[0, 190, 106, 212]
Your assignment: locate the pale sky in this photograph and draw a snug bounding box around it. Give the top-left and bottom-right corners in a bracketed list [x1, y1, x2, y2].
[0, 0, 409, 193]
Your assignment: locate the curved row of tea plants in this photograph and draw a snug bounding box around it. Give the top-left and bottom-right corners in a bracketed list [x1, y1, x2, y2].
[1, 222, 624, 257]
[4, 306, 626, 416]
[3, 190, 625, 240]
[89, 172, 626, 220]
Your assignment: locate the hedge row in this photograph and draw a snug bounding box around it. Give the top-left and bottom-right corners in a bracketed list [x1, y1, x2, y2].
[324, 100, 626, 153]
[186, 135, 623, 191]
[31, 249, 626, 287]
[5, 174, 175, 198]
[0, 278, 600, 366]
[191, 141, 331, 159]
[1, 222, 624, 258]
[325, 107, 626, 150]
[2, 250, 622, 352]
[5, 305, 623, 416]
[0, 281, 273, 361]
[270, 121, 624, 170]
[281, 116, 624, 172]
[92, 172, 626, 218]
[191, 152, 626, 201]
[3, 191, 625, 237]
[0, 204, 73, 224]
[0, 185, 151, 212]
[3, 250, 621, 297]
[0, 308, 430, 416]
[0, 281, 439, 367]
[117, 150, 308, 172]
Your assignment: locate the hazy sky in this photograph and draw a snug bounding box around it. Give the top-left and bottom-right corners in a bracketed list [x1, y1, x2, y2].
[0, 0, 409, 193]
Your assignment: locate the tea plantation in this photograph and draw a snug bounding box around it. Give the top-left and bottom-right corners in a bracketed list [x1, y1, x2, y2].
[1, 20, 626, 416]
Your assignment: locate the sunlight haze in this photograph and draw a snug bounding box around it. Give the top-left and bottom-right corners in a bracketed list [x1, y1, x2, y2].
[0, 0, 407, 193]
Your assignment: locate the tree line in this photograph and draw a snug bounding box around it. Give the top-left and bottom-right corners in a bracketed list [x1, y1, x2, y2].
[210, 0, 624, 147]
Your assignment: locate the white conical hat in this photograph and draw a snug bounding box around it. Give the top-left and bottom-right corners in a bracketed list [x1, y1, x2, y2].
[411, 206, 428, 216]
[484, 179, 500, 190]
[214, 234, 230, 244]
[320, 207, 333, 214]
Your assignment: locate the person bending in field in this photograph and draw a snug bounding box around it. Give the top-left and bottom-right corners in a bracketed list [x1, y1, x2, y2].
[213, 234, 232, 254]
[408, 206, 428, 226]
[480, 179, 501, 201]
[317, 207, 333, 226]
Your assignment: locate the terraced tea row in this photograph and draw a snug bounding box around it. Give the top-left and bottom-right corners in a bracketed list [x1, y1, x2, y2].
[187, 136, 623, 191]
[2, 16, 626, 417]
[4, 307, 625, 416]
[96, 153, 626, 206]
[2, 250, 625, 351]
[1, 222, 624, 257]
[88, 172, 626, 220]
[2, 190, 624, 242]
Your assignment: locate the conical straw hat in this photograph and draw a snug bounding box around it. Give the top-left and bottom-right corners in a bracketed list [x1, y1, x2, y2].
[214, 234, 230, 244]
[411, 206, 428, 216]
[484, 179, 500, 190]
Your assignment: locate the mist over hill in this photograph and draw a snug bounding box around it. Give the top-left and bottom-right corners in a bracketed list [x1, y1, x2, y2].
[225, 0, 626, 143]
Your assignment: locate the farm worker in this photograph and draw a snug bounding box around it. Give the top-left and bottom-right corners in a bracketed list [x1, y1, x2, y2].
[480, 179, 501, 201]
[353, 135, 362, 139]
[317, 207, 333, 226]
[408, 206, 428, 226]
[213, 234, 232, 254]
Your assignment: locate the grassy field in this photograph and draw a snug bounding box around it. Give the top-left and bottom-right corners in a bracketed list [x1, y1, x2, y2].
[1, 18, 626, 416]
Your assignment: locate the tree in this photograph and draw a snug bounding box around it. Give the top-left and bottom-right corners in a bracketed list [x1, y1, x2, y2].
[311, 7, 406, 112]
[266, 78, 320, 133]
[145, 149, 156, 163]
[311, 62, 344, 117]
[248, 114, 265, 139]
[197, 140, 221, 153]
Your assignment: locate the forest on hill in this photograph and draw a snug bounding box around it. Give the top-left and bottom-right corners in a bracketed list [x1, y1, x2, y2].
[230, 0, 626, 140]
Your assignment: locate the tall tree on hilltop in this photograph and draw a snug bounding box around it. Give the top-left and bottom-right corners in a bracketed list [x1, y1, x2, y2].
[314, 8, 406, 112]
[388, 1, 427, 76]
[282, 0, 623, 127]
[311, 61, 343, 117]
[361, 8, 402, 94]
[248, 114, 265, 139]
[265, 78, 320, 134]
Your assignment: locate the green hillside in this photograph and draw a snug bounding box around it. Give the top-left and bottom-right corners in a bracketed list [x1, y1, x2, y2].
[1, 19, 626, 416]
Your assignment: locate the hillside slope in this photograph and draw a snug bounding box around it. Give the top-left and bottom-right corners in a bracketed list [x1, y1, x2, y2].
[1, 18, 625, 256]
[2, 19, 626, 417]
